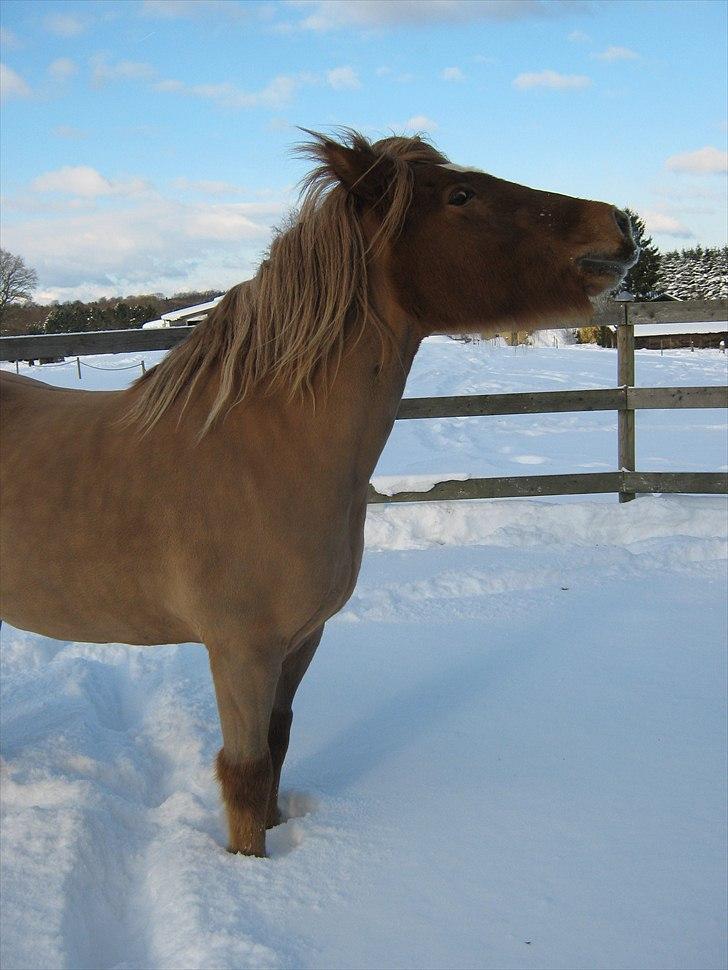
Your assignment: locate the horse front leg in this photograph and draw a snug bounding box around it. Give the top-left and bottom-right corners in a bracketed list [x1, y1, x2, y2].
[267, 625, 324, 828]
[207, 640, 283, 857]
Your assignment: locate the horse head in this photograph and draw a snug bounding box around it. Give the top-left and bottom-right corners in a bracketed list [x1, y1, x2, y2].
[311, 130, 638, 336]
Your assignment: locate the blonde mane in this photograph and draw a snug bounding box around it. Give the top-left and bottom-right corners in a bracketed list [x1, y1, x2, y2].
[125, 130, 447, 435]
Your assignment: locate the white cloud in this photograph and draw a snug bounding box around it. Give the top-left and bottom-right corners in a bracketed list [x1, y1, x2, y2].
[172, 177, 245, 195]
[286, 0, 580, 31]
[0, 63, 31, 100]
[53, 124, 88, 139]
[87, 54, 306, 112]
[31, 166, 149, 199]
[666, 146, 728, 175]
[155, 73, 301, 109]
[642, 210, 694, 238]
[48, 58, 78, 81]
[2, 194, 288, 300]
[326, 66, 361, 89]
[141, 0, 249, 19]
[593, 46, 639, 62]
[568, 29, 590, 43]
[44, 13, 86, 37]
[91, 56, 156, 87]
[513, 69, 591, 90]
[441, 66, 465, 81]
[402, 114, 438, 132]
[375, 65, 414, 82]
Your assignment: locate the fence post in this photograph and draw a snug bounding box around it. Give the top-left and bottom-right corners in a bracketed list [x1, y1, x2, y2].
[140, 360, 146, 375]
[76, 357, 82, 380]
[617, 303, 636, 502]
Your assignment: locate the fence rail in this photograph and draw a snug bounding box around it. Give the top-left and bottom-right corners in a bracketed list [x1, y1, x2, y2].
[2, 299, 727, 504]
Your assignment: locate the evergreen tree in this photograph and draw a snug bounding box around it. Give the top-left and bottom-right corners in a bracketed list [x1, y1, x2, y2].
[617, 209, 661, 298]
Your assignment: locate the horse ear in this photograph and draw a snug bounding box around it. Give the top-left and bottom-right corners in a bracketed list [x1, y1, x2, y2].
[320, 138, 394, 204]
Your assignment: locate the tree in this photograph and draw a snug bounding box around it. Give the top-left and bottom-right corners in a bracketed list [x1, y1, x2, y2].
[0, 249, 38, 322]
[616, 209, 661, 299]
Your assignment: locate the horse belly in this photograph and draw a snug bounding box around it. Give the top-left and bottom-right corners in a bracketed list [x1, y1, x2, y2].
[0, 395, 192, 645]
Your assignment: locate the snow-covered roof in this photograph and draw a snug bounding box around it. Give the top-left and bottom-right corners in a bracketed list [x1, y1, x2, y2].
[161, 297, 222, 323]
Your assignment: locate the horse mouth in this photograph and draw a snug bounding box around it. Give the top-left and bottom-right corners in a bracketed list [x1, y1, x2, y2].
[577, 249, 639, 295]
[578, 249, 639, 280]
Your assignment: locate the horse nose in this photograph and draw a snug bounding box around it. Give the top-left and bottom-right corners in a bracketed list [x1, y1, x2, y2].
[612, 207, 633, 243]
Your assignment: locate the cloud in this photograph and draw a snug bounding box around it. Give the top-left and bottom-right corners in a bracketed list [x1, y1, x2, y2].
[513, 69, 591, 90]
[91, 55, 156, 87]
[375, 65, 414, 82]
[31, 166, 149, 199]
[48, 58, 78, 81]
[642, 210, 694, 238]
[43, 13, 86, 37]
[86, 52, 305, 111]
[141, 0, 249, 19]
[402, 114, 438, 132]
[441, 66, 465, 81]
[0, 63, 31, 100]
[326, 66, 361, 89]
[53, 124, 88, 139]
[286, 0, 584, 30]
[171, 177, 246, 196]
[593, 46, 638, 62]
[155, 73, 302, 109]
[3, 193, 288, 300]
[568, 29, 590, 42]
[665, 146, 728, 175]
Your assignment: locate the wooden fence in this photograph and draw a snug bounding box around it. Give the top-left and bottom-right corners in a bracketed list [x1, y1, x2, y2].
[1, 299, 726, 504]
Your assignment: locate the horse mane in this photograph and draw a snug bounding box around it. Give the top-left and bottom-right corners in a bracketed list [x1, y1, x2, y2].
[125, 129, 448, 436]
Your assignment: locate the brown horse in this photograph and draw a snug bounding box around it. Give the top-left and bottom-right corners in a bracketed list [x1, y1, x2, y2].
[0, 131, 636, 856]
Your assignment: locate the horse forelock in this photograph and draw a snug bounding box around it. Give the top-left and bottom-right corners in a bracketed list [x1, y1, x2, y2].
[126, 130, 437, 437]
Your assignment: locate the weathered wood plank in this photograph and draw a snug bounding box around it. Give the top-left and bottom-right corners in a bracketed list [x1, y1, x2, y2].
[626, 299, 728, 326]
[628, 386, 728, 410]
[396, 388, 623, 418]
[367, 473, 623, 503]
[366, 470, 728, 504]
[623, 471, 728, 494]
[617, 307, 636, 502]
[0, 327, 196, 361]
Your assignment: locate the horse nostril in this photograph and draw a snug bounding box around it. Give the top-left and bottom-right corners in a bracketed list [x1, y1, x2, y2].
[613, 207, 632, 241]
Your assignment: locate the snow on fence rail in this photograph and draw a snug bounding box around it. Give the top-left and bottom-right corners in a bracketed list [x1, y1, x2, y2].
[1, 299, 726, 503]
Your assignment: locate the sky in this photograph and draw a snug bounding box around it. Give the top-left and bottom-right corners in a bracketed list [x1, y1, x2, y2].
[1, 0, 726, 303]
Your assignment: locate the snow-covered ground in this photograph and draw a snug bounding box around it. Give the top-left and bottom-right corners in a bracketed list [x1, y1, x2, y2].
[1, 340, 726, 970]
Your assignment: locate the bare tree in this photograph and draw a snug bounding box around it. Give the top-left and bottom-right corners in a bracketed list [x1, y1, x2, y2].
[0, 249, 38, 322]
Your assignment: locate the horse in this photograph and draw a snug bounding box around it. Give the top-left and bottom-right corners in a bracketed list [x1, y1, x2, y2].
[0, 130, 637, 857]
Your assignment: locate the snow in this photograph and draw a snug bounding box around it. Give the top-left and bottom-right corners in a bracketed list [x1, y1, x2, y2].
[1, 339, 726, 970]
[371, 472, 470, 495]
[629, 322, 727, 337]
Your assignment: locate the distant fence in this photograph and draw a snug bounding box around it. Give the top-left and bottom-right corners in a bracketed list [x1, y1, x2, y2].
[1, 299, 727, 504]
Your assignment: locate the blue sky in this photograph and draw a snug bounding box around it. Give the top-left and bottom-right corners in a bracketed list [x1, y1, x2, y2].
[1, 0, 726, 302]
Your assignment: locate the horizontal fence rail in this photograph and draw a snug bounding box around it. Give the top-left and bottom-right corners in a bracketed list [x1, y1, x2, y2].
[1, 299, 726, 504]
[0, 326, 195, 360]
[368, 471, 728, 503]
[396, 385, 728, 419]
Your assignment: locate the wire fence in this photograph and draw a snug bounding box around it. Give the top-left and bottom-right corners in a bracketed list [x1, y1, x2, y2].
[11, 357, 147, 377]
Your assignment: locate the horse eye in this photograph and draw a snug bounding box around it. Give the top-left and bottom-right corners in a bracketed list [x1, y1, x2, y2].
[448, 188, 473, 206]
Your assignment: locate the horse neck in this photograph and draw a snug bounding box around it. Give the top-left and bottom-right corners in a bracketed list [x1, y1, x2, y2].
[220, 314, 421, 495]
[319, 318, 421, 483]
